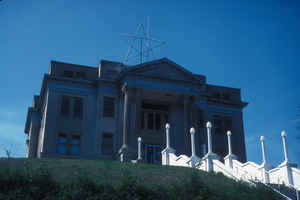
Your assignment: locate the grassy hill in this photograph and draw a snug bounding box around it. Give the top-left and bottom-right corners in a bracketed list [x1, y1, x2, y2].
[0, 158, 283, 200]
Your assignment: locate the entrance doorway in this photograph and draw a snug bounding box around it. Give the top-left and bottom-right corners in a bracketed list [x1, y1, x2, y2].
[144, 144, 162, 164]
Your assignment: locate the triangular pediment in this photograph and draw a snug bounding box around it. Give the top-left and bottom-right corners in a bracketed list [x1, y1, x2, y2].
[126, 58, 198, 82]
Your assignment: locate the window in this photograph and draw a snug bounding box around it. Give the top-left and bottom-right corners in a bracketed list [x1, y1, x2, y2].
[75, 72, 86, 79]
[223, 93, 231, 101]
[212, 92, 221, 99]
[224, 117, 232, 132]
[70, 135, 80, 156]
[141, 111, 145, 129]
[213, 115, 233, 135]
[57, 133, 68, 155]
[101, 134, 113, 155]
[103, 96, 115, 118]
[63, 70, 73, 78]
[60, 96, 83, 119]
[57, 133, 80, 156]
[140, 102, 169, 131]
[61, 96, 70, 116]
[148, 113, 154, 130]
[213, 116, 223, 135]
[73, 97, 83, 119]
[155, 113, 161, 130]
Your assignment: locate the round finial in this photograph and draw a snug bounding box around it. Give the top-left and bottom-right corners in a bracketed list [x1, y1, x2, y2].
[227, 131, 232, 136]
[190, 127, 195, 134]
[138, 137, 142, 142]
[206, 121, 212, 128]
[260, 136, 264, 141]
[281, 131, 286, 137]
[165, 123, 170, 129]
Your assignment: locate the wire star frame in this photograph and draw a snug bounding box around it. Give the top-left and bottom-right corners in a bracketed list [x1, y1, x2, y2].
[122, 17, 166, 64]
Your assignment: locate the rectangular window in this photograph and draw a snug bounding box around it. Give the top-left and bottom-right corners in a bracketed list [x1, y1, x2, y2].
[223, 93, 231, 101]
[57, 133, 80, 156]
[70, 135, 80, 156]
[155, 113, 161, 130]
[57, 133, 67, 155]
[213, 116, 223, 135]
[61, 96, 70, 116]
[63, 70, 73, 78]
[148, 113, 154, 130]
[75, 72, 86, 79]
[102, 134, 113, 155]
[224, 117, 232, 132]
[141, 111, 145, 129]
[73, 97, 83, 119]
[103, 96, 115, 118]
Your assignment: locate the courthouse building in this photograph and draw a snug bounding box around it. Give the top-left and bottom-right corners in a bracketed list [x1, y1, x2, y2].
[25, 58, 248, 163]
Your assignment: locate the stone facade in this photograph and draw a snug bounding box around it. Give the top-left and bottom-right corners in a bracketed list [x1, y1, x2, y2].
[24, 58, 248, 163]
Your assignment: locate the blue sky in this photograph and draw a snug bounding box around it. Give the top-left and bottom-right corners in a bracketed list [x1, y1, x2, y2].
[0, 0, 299, 166]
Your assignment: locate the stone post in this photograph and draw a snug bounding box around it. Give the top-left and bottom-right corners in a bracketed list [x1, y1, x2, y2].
[161, 123, 176, 166]
[281, 131, 289, 163]
[260, 136, 267, 165]
[224, 131, 237, 169]
[259, 136, 271, 184]
[190, 127, 196, 157]
[207, 121, 212, 154]
[166, 123, 170, 149]
[202, 121, 219, 172]
[138, 137, 142, 161]
[278, 131, 297, 186]
[188, 127, 200, 168]
[227, 131, 233, 155]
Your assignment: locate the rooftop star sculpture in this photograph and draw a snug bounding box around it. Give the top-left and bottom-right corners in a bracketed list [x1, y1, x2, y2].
[122, 18, 166, 65]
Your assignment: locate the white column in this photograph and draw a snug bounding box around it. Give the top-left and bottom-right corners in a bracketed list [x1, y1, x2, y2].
[260, 136, 267, 164]
[161, 123, 175, 166]
[190, 127, 196, 157]
[281, 131, 289, 163]
[138, 137, 142, 160]
[206, 121, 212, 154]
[166, 123, 170, 149]
[224, 130, 237, 169]
[227, 131, 232, 155]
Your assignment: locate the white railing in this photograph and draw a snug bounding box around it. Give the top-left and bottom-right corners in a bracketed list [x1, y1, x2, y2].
[160, 122, 300, 194]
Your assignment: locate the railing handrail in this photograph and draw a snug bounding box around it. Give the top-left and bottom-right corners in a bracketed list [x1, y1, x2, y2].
[263, 183, 293, 200]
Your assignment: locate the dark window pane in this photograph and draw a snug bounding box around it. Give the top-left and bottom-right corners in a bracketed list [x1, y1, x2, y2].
[61, 96, 70, 116]
[212, 92, 221, 99]
[57, 133, 67, 155]
[103, 97, 115, 118]
[70, 145, 80, 155]
[71, 135, 80, 145]
[164, 114, 169, 124]
[75, 72, 86, 79]
[102, 134, 113, 155]
[155, 113, 161, 130]
[223, 93, 231, 100]
[213, 116, 223, 135]
[73, 97, 83, 119]
[142, 103, 168, 111]
[57, 145, 67, 155]
[58, 134, 67, 143]
[148, 113, 154, 130]
[141, 111, 144, 129]
[224, 118, 232, 131]
[198, 110, 204, 128]
[63, 70, 73, 78]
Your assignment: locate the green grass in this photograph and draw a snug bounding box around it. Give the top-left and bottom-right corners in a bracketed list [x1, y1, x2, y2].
[0, 158, 283, 200]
